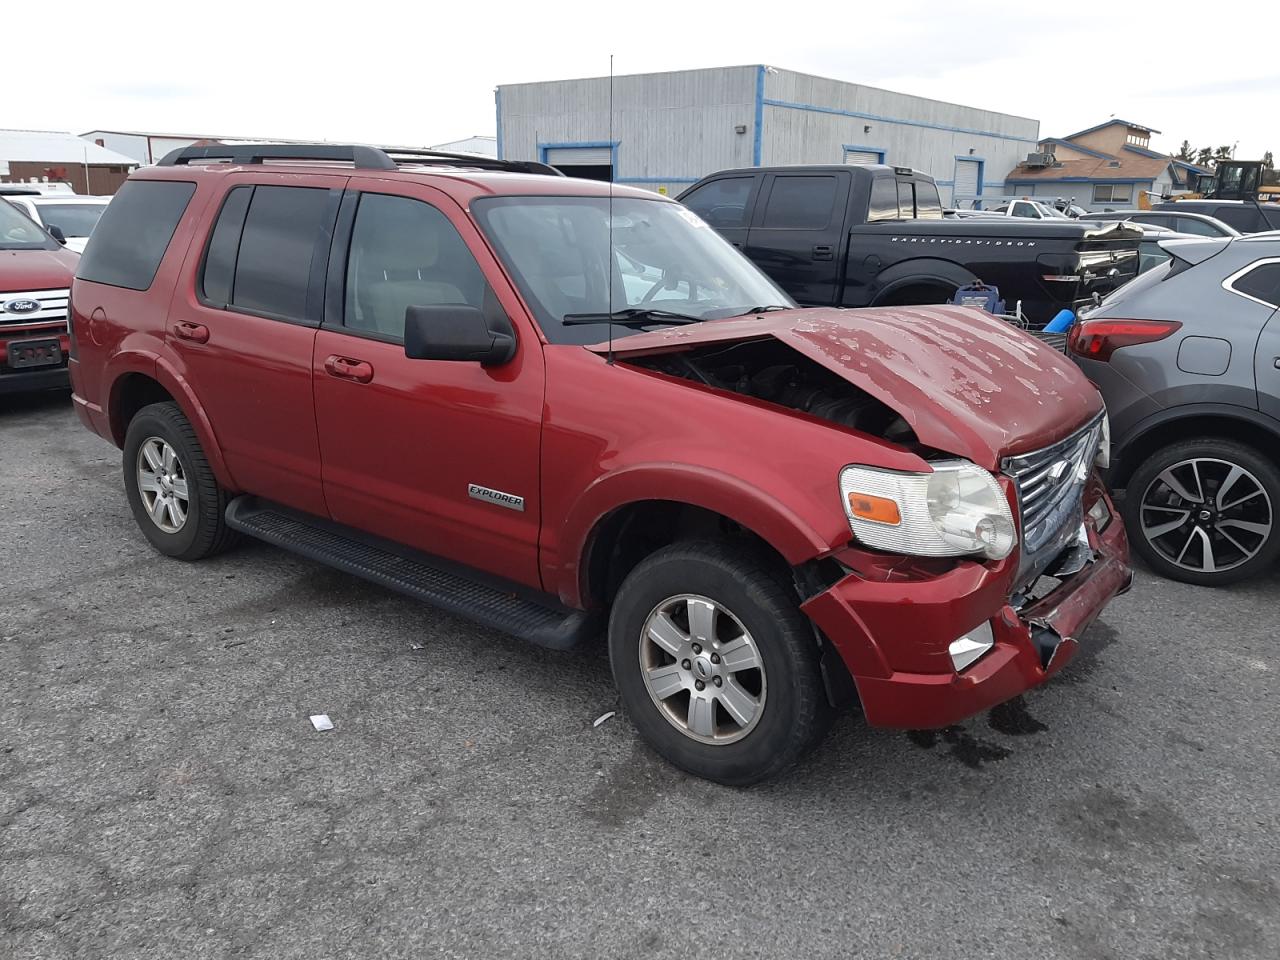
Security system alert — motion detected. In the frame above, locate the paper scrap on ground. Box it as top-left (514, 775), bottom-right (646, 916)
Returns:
top-left (310, 714), bottom-right (334, 732)
top-left (593, 711), bottom-right (615, 728)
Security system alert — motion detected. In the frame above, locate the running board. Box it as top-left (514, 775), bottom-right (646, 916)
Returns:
top-left (224, 497), bottom-right (599, 650)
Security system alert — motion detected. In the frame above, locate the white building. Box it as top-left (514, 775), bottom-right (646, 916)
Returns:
top-left (497, 65), bottom-right (1040, 202)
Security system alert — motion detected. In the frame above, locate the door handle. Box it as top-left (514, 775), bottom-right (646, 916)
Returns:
top-left (812, 244), bottom-right (834, 261)
top-left (1274, 357), bottom-right (1280, 369)
top-left (730, 241), bottom-right (744, 249)
top-left (324, 355), bottom-right (374, 383)
top-left (172, 321), bottom-right (210, 344)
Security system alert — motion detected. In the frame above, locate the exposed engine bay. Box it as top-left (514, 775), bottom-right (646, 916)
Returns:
top-left (625, 338), bottom-right (917, 443)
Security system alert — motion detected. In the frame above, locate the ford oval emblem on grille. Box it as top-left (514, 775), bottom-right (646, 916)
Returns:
top-left (2, 298), bottom-right (41, 315)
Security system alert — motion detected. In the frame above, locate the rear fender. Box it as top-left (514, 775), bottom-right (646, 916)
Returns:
top-left (871, 258), bottom-right (978, 304)
top-left (105, 354), bottom-right (238, 491)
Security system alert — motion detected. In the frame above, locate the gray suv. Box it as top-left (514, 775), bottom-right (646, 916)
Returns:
top-left (1069, 234), bottom-right (1280, 585)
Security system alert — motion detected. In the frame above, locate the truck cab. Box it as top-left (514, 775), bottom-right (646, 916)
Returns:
top-left (680, 165), bottom-right (1141, 326)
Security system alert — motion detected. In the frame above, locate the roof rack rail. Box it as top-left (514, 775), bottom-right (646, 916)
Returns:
top-left (156, 143), bottom-right (565, 177)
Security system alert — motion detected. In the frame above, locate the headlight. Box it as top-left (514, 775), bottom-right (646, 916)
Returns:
top-left (839, 461), bottom-right (1017, 561)
top-left (1095, 408), bottom-right (1111, 469)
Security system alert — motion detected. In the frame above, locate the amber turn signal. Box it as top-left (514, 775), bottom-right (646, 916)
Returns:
top-left (846, 491), bottom-right (901, 525)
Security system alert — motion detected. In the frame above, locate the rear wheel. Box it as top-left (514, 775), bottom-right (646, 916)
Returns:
top-left (1122, 438), bottom-right (1280, 586)
top-left (122, 401), bottom-right (238, 560)
top-left (608, 540), bottom-right (829, 785)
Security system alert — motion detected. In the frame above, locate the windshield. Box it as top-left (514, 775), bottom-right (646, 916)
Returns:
top-left (0, 199), bottom-right (58, 251)
top-left (35, 202), bottom-right (107, 238)
top-left (472, 195), bottom-right (792, 345)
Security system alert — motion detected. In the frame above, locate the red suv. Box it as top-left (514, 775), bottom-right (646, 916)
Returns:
top-left (70, 144), bottom-right (1131, 784)
top-left (1, 197), bottom-right (78, 394)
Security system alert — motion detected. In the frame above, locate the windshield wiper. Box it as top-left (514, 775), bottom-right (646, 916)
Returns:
top-left (562, 308), bottom-right (703, 327)
top-left (734, 305), bottom-right (789, 315)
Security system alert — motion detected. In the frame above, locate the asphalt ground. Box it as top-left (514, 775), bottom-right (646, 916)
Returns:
top-left (2, 390), bottom-right (1277, 960)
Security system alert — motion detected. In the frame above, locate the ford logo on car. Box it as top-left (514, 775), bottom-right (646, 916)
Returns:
top-left (2, 298), bottom-right (41, 315)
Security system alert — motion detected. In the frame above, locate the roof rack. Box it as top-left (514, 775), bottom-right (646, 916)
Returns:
top-left (156, 143), bottom-right (564, 177)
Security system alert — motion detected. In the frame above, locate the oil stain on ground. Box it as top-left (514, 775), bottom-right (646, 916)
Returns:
top-left (906, 726), bottom-right (1011, 768)
top-left (987, 696), bottom-right (1048, 735)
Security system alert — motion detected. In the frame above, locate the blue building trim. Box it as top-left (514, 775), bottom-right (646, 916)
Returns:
top-left (1040, 138), bottom-right (1114, 161)
top-left (615, 177), bottom-right (699, 184)
top-left (538, 140), bottom-right (620, 171)
top-left (1063, 119), bottom-right (1159, 140)
top-left (761, 97), bottom-right (1039, 143)
top-left (753, 65), bottom-right (765, 167)
top-left (1006, 177), bottom-right (1155, 185)
top-left (842, 144), bottom-right (886, 163)
top-left (494, 89), bottom-right (503, 160)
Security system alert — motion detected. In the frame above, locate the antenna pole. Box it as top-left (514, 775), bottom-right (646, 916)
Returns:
top-left (607, 54), bottom-right (615, 365)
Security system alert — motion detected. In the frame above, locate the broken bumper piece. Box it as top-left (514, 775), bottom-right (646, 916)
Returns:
top-left (800, 482), bottom-right (1131, 729)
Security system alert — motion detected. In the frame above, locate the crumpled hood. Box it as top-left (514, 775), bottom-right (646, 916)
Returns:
top-left (591, 305), bottom-right (1103, 468)
top-left (0, 247), bottom-right (79, 292)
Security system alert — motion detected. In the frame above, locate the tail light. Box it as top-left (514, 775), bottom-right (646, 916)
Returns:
top-left (1067, 318), bottom-right (1181, 362)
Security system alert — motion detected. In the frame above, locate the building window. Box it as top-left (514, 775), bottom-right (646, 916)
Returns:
top-left (1093, 183), bottom-right (1132, 204)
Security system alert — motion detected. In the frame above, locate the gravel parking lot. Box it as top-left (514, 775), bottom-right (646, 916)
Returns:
top-left (2, 390), bottom-right (1278, 960)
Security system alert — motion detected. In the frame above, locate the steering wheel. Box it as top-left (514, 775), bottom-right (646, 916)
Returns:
top-left (640, 271), bottom-right (710, 306)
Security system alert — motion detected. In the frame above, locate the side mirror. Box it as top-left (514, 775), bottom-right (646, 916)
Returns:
top-left (47, 224), bottom-right (67, 244)
top-left (403, 304), bottom-right (516, 365)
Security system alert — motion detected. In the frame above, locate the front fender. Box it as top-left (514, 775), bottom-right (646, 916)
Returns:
top-left (552, 460), bottom-right (843, 608)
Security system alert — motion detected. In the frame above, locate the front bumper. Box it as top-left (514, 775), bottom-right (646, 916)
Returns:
top-left (801, 479), bottom-right (1130, 729)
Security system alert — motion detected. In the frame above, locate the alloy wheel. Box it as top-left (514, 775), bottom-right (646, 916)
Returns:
top-left (136, 437), bottom-right (190, 534)
top-left (1139, 457), bottom-right (1273, 574)
top-left (638, 593), bottom-right (767, 745)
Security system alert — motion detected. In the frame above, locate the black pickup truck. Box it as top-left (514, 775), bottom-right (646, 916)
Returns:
top-left (678, 165), bottom-right (1141, 325)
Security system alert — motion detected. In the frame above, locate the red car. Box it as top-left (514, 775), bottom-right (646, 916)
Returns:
top-left (69, 145), bottom-right (1130, 784)
top-left (0, 198), bottom-right (77, 394)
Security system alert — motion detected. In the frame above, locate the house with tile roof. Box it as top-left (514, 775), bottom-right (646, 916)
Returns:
top-left (1002, 119), bottom-right (1211, 211)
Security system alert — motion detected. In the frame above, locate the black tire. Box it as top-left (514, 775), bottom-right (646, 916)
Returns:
top-left (608, 539), bottom-right (829, 786)
top-left (1122, 437), bottom-right (1280, 586)
top-left (122, 401), bottom-right (238, 561)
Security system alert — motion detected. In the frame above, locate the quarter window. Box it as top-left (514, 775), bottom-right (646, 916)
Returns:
top-left (761, 176), bottom-right (836, 229)
top-left (867, 178), bottom-right (899, 222)
top-left (76, 180), bottom-right (195, 290)
top-left (1230, 262), bottom-right (1280, 307)
top-left (344, 193), bottom-right (487, 340)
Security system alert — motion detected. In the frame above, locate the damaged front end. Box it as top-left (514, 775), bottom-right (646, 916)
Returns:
top-left (800, 472), bottom-right (1131, 730)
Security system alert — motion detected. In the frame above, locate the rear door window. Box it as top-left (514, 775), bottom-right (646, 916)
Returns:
top-left (1174, 216), bottom-right (1221, 237)
top-left (76, 180), bottom-right (196, 290)
top-left (230, 185), bottom-right (335, 322)
top-left (761, 176), bottom-right (837, 229)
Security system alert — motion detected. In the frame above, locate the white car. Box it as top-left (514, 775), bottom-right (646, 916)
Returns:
top-left (5, 195), bottom-right (110, 253)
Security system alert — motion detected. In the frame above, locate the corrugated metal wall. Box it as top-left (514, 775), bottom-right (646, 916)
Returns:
top-left (499, 66), bottom-right (758, 196)
top-left (498, 65), bottom-right (1040, 202)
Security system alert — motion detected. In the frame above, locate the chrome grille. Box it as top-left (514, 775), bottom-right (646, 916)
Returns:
top-left (0, 288), bottom-right (69, 329)
top-left (1004, 415), bottom-right (1104, 554)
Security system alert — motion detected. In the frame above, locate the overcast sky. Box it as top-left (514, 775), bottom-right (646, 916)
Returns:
top-left (15, 0), bottom-right (1277, 161)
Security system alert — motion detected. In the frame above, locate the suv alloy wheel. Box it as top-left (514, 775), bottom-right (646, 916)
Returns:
top-left (608, 540), bottom-right (829, 785)
top-left (122, 402), bottom-right (239, 561)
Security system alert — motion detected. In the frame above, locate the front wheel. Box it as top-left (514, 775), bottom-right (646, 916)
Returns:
top-left (1122, 438), bottom-right (1280, 586)
top-left (608, 540), bottom-right (829, 785)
